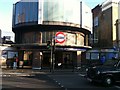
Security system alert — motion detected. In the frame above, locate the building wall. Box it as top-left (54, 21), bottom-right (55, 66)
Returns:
top-left (22, 32), bottom-right (42, 44)
top-left (19, 30), bottom-right (85, 46)
top-left (99, 7), bottom-right (113, 47)
top-left (13, 0), bottom-right (92, 32)
top-left (112, 2), bottom-right (118, 47)
top-left (115, 2), bottom-right (120, 57)
top-left (116, 1), bottom-right (120, 48)
top-left (0, 45), bottom-right (17, 68)
top-left (43, 0), bottom-right (80, 25)
top-left (0, 30), bottom-right (1, 44)
top-left (12, 0), bottom-right (92, 68)
top-left (14, 1), bottom-right (38, 25)
top-left (13, 0), bottom-right (92, 46)
top-left (92, 5), bottom-right (101, 47)
top-left (92, 0), bottom-right (119, 48)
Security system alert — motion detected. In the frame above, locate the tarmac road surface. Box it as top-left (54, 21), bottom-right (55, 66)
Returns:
top-left (1, 72), bottom-right (64, 90)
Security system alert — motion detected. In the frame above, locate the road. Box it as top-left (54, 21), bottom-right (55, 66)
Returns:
top-left (1, 69), bottom-right (120, 90)
top-left (1, 72), bottom-right (64, 90)
top-left (47, 71), bottom-right (120, 90)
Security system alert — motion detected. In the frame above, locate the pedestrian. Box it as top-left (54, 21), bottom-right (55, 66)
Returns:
top-left (10, 59), bottom-right (13, 69)
top-left (6, 59), bottom-right (10, 68)
top-left (16, 56), bottom-right (19, 68)
top-left (13, 54), bottom-right (17, 69)
top-left (100, 56), bottom-right (105, 64)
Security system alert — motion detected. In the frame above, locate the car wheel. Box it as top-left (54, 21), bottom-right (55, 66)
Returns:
top-left (103, 77), bottom-right (113, 86)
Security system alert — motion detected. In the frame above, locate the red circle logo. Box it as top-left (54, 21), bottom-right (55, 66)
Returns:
top-left (55, 32), bottom-right (65, 44)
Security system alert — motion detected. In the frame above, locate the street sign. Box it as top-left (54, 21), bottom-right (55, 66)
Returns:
top-left (55, 32), bottom-right (65, 44)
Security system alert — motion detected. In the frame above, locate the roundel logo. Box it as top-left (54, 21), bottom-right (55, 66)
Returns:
top-left (55, 32), bottom-right (65, 44)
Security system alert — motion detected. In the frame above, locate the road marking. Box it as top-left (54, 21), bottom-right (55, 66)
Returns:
top-left (78, 74), bottom-right (85, 77)
top-left (58, 83), bottom-right (61, 85)
top-left (1, 74), bottom-right (35, 77)
top-left (114, 85), bottom-right (120, 89)
top-left (2, 74), bottom-right (11, 77)
top-left (65, 88), bottom-right (67, 90)
top-left (61, 85), bottom-right (64, 87)
top-left (51, 77), bottom-right (65, 89)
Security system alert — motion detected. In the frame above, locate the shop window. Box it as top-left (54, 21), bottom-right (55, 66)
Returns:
top-left (91, 53), bottom-right (99, 60)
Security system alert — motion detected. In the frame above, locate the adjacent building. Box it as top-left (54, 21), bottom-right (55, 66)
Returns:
top-left (115, 1), bottom-right (120, 57)
top-left (85, 0), bottom-right (119, 65)
top-left (0, 45), bottom-right (18, 68)
top-left (92, 0), bottom-right (119, 48)
top-left (12, 0), bottom-right (92, 69)
top-left (0, 30), bottom-right (17, 68)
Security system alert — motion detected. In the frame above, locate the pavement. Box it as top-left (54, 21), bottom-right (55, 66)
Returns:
top-left (1, 66), bottom-right (87, 75)
top-left (1, 69), bottom-right (87, 80)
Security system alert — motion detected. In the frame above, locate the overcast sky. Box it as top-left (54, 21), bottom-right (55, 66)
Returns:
top-left (0, 0), bottom-right (105, 41)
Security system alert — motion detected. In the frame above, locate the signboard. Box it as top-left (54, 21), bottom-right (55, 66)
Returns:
top-left (55, 32), bottom-right (65, 44)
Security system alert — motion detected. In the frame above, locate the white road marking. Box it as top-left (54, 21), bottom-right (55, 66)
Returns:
top-left (78, 74), bottom-right (85, 77)
top-left (114, 85), bottom-right (120, 89)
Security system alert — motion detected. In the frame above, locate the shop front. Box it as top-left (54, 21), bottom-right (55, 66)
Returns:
top-left (15, 45), bottom-right (90, 69)
top-left (83, 49), bottom-right (119, 66)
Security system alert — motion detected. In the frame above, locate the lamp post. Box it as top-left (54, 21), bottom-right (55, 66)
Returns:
top-left (50, 37), bottom-right (55, 73)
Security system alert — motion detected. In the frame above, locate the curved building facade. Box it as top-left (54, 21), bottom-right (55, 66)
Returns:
top-left (12, 0), bottom-right (92, 69)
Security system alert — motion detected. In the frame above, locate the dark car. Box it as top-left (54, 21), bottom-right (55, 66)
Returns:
top-left (86, 59), bottom-right (120, 86)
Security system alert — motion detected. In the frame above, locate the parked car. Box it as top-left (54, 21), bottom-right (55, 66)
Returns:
top-left (86, 59), bottom-right (120, 86)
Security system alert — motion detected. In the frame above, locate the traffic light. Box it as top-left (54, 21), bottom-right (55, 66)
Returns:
top-left (47, 40), bottom-right (51, 49)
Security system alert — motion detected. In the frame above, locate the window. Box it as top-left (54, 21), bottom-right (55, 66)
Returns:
top-left (94, 17), bottom-right (98, 26)
top-left (91, 53), bottom-right (99, 60)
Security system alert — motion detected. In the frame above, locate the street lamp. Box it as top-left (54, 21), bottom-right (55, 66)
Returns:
top-left (50, 37), bottom-right (55, 73)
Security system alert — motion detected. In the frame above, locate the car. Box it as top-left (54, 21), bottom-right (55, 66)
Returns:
top-left (86, 59), bottom-right (120, 86)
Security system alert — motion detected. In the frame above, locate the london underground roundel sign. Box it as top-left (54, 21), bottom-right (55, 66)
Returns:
top-left (55, 32), bottom-right (65, 44)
